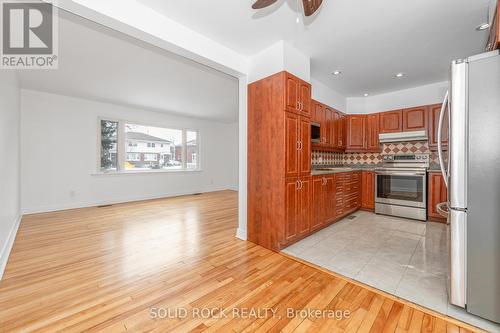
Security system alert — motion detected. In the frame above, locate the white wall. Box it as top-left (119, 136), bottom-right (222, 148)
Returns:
top-left (311, 78), bottom-right (347, 112)
top-left (0, 71), bottom-right (21, 279)
top-left (21, 89), bottom-right (238, 214)
top-left (248, 41), bottom-right (310, 83)
top-left (347, 81), bottom-right (448, 114)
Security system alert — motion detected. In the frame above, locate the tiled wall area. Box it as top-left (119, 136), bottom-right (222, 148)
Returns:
top-left (312, 141), bottom-right (442, 166)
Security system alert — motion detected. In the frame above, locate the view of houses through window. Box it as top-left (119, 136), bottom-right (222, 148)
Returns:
top-left (100, 119), bottom-right (199, 172)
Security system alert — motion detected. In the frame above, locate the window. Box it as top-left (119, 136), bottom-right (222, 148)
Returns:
top-left (144, 153), bottom-right (157, 162)
top-left (99, 119), bottom-right (199, 172)
top-left (186, 130), bottom-right (199, 170)
top-left (127, 153), bottom-right (140, 161)
top-left (100, 120), bottom-right (118, 171)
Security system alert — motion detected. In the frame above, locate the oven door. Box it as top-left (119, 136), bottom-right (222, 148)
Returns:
top-left (375, 171), bottom-right (427, 208)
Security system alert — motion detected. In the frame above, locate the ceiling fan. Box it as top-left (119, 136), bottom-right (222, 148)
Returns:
top-left (252, 0), bottom-right (323, 17)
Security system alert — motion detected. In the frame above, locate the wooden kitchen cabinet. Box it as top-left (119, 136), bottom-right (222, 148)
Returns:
top-left (428, 172), bottom-right (448, 223)
top-left (311, 175), bottom-right (335, 231)
top-left (403, 106), bottom-right (428, 132)
top-left (248, 72), bottom-right (312, 251)
top-left (428, 103), bottom-right (448, 151)
top-left (285, 72), bottom-right (311, 117)
top-left (366, 113), bottom-right (380, 152)
top-left (379, 110), bottom-right (403, 133)
top-left (285, 177), bottom-right (312, 242)
top-left (312, 100), bottom-right (346, 151)
top-left (346, 115), bottom-right (366, 151)
top-left (346, 114), bottom-right (380, 153)
top-left (325, 107), bottom-right (335, 146)
top-left (285, 112), bottom-right (310, 178)
top-left (361, 171), bottom-right (375, 210)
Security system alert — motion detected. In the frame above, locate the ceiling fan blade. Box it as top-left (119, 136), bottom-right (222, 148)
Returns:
top-left (302, 0), bottom-right (323, 16)
top-left (252, 0), bottom-right (279, 9)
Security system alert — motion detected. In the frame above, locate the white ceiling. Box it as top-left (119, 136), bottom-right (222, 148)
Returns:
top-left (137, 0), bottom-right (492, 96)
top-left (18, 11), bottom-right (239, 123)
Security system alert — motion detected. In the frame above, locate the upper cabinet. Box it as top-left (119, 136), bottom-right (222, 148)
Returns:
top-left (346, 115), bottom-right (366, 151)
top-left (366, 113), bottom-right (380, 151)
top-left (428, 103), bottom-right (448, 151)
top-left (312, 100), bottom-right (346, 151)
top-left (403, 106), bottom-right (428, 132)
top-left (285, 72), bottom-right (311, 118)
top-left (379, 110), bottom-right (403, 133)
top-left (346, 114), bottom-right (380, 153)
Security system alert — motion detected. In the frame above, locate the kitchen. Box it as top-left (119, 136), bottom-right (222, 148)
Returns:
top-left (247, 52), bottom-right (500, 332)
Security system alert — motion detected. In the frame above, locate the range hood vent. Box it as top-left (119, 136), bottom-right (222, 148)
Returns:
top-left (379, 130), bottom-right (428, 143)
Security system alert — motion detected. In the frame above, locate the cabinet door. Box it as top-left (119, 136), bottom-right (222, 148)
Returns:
top-left (285, 112), bottom-right (300, 178)
top-left (299, 82), bottom-right (312, 117)
top-left (403, 106), bottom-right (428, 131)
top-left (366, 113), bottom-right (380, 152)
top-left (428, 173), bottom-right (448, 222)
top-left (285, 74), bottom-right (299, 114)
top-left (298, 177), bottom-right (312, 236)
top-left (285, 178), bottom-right (299, 242)
top-left (325, 108), bottom-right (334, 146)
top-left (311, 177), bottom-right (325, 230)
top-left (379, 110), bottom-right (403, 133)
top-left (299, 117), bottom-right (311, 176)
top-left (313, 102), bottom-right (326, 144)
top-left (338, 114), bottom-right (347, 148)
top-left (332, 111), bottom-right (340, 148)
top-left (361, 171), bottom-right (375, 210)
top-left (428, 104), bottom-right (449, 151)
top-left (346, 115), bottom-right (367, 151)
top-left (324, 176), bottom-right (336, 223)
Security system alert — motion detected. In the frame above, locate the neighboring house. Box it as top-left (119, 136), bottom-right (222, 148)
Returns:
top-left (126, 132), bottom-right (175, 168)
top-left (175, 139), bottom-right (198, 165)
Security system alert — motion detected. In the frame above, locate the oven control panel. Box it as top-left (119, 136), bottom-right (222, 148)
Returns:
top-left (381, 154), bottom-right (430, 168)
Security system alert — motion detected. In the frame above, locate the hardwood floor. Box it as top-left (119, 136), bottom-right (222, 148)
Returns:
top-left (0, 191), bottom-right (481, 332)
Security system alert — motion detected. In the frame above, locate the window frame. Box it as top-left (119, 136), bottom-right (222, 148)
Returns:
top-left (97, 117), bottom-right (201, 174)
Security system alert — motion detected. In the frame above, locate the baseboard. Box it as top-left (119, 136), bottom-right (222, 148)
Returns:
top-left (0, 214), bottom-right (22, 280)
top-left (22, 186), bottom-right (236, 215)
top-left (226, 185), bottom-right (239, 191)
top-left (236, 227), bottom-right (247, 241)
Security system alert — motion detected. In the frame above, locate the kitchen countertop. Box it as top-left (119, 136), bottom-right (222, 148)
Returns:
top-left (311, 163), bottom-right (444, 175)
top-left (311, 164), bottom-right (378, 176)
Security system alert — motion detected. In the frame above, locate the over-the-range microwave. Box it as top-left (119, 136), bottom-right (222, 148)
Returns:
top-left (311, 122), bottom-right (321, 143)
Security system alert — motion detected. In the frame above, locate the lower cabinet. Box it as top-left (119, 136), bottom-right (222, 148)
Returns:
top-left (283, 172), bottom-right (362, 248)
top-left (311, 175), bottom-right (335, 231)
top-left (428, 172), bottom-right (447, 223)
top-left (361, 171), bottom-right (375, 210)
top-left (284, 176), bottom-right (312, 243)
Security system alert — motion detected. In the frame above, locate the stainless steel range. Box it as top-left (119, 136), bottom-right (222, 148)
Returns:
top-left (375, 154), bottom-right (429, 221)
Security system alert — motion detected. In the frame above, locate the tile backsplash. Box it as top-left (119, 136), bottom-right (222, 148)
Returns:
top-left (312, 141), bottom-right (442, 166)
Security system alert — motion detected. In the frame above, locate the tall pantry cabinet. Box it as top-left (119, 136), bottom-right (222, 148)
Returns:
top-left (248, 71), bottom-right (312, 251)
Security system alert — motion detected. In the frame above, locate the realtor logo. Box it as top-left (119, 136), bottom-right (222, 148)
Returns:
top-left (1, 1), bottom-right (58, 69)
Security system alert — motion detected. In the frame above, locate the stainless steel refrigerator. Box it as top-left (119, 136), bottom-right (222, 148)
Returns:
top-left (437, 50), bottom-right (500, 323)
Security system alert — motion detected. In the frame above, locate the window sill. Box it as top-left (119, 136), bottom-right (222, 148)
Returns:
top-left (92, 169), bottom-right (203, 176)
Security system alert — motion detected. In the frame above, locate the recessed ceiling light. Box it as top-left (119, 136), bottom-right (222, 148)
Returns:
top-left (364, 93), bottom-right (369, 97)
top-left (332, 70), bottom-right (342, 76)
top-left (476, 23), bottom-right (490, 31)
top-left (395, 72), bottom-right (406, 78)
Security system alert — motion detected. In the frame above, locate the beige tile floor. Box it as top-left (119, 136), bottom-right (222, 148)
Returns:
top-left (282, 211), bottom-right (500, 332)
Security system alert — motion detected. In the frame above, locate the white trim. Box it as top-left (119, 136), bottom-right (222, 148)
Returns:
top-left (22, 187), bottom-right (235, 215)
top-left (0, 214), bottom-right (22, 281)
top-left (236, 227), bottom-right (247, 241)
top-left (92, 169), bottom-right (203, 176)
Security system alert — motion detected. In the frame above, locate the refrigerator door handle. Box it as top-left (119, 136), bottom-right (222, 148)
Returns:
top-left (438, 90), bottom-right (449, 188)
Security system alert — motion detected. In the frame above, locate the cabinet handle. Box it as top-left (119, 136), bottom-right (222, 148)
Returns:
top-left (299, 141), bottom-right (303, 150)
top-left (300, 180), bottom-right (303, 189)
top-left (296, 180), bottom-right (300, 190)
top-left (296, 101), bottom-right (300, 110)
top-left (296, 141), bottom-right (300, 151)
